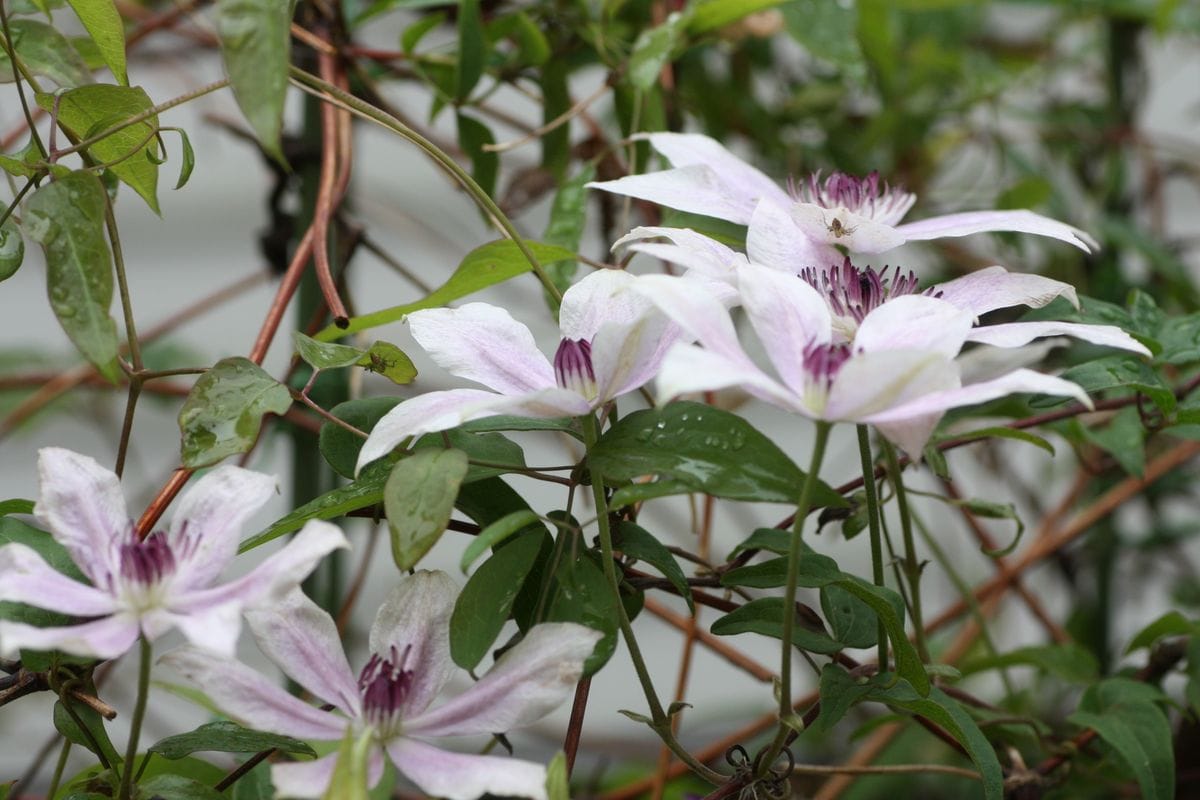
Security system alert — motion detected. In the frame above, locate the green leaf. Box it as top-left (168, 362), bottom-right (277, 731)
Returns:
top-left (293, 331), bottom-right (367, 371)
top-left (544, 551), bottom-right (618, 675)
top-left (1124, 611), bottom-right (1200, 654)
top-left (399, 11), bottom-right (446, 53)
top-left (0, 499), bottom-right (34, 515)
top-left (24, 170), bottom-right (120, 381)
top-left (615, 521), bottom-right (692, 612)
top-left (0, 19), bottom-right (92, 87)
top-left (628, 10), bottom-right (689, 91)
top-left (170, 127), bottom-right (196, 189)
top-left (538, 64), bottom-right (569, 179)
top-left (813, 664), bottom-right (876, 734)
top-left (590, 402), bottom-right (845, 507)
top-left (1071, 682), bottom-right (1174, 800)
top-left (456, 112), bottom-right (497, 201)
top-left (149, 721), bottom-right (315, 760)
top-left (540, 163), bottom-right (595, 300)
top-left (241, 462), bottom-right (386, 553)
top-left (177, 356), bottom-right (293, 468)
top-left (63, 0), bottom-right (124, 83)
top-left (356, 341), bottom-right (417, 385)
top-left (820, 583), bottom-right (878, 649)
top-left (454, 0), bottom-right (485, 101)
top-left (0, 218), bottom-right (23, 282)
top-left (932, 425), bottom-right (1054, 454)
top-left (727, 527), bottom-right (790, 558)
top-left (960, 643), bottom-right (1099, 684)
top-left (710, 597), bottom-right (843, 655)
top-left (37, 84), bottom-right (160, 212)
top-left (1050, 356), bottom-right (1174, 414)
top-left (384, 448), bottom-right (469, 570)
top-left (54, 694), bottom-right (121, 767)
top-left (317, 239), bottom-right (577, 340)
top-left (1079, 406), bottom-right (1146, 477)
top-left (460, 510), bottom-right (540, 573)
top-left (137, 774), bottom-right (226, 800)
top-left (450, 531), bottom-right (545, 669)
top-left (216, 0), bottom-right (292, 162)
top-left (491, 11), bottom-right (550, 67)
top-left (951, 498), bottom-right (1025, 557)
top-left (691, 0), bottom-right (787, 34)
top-left (318, 397), bottom-right (398, 478)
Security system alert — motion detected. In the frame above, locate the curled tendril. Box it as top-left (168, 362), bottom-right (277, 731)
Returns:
top-left (721, 746), bottom-right (794, 800)
top-left (726, 745), bottom-right (752, 772)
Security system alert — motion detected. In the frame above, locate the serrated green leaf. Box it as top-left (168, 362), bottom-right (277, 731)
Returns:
top-left (317, 239), bottom-right (577, 340)
top-left (460, 510), bottom-right (540, 573)
top-left (293, 331), bottom-right (367, 371)
top-left (0, 19), bottom-right (92, 87)
top-left (384, 448), bottom-right (469, 570)
top-left (450, 531), bottom-right (544, 669)
top-left (356, 341), bottom-right (416, 385)
top-left (37, 84), bottom-right (160, 212)
top-left (0, 218), bottom-right (24, 282)
top-left (615, 521), bottom-right (692, 612)
top-left (24, 170), bottom-right (121, 381)
top-left (149, 721), bottom-right (316, 760)
top-left (216, 0), bottom-right (292, 162)
top-left (178, 356), bottom-right (293, 468)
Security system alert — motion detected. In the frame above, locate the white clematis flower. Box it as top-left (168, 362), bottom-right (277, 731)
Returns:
top-left (355, 268), bottom-right (673, 474)
top-left (161, 571), bottom-right (601, 800)
top-left (0, 448), bottom-right (348, 660)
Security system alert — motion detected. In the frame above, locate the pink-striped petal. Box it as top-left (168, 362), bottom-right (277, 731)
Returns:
top-left (388, 738), bottom-right (548, 800)
top-left (167, 465), bottom-right (277, 592)
top-left (34, 448), bottom-right (128, 583)
top-left (615, 226), bottom-right (748, 281)
top-left (159, 646), bottom-right (349, 740)
top-left (932, 266), bottom-right (1079, 316)
top-left (587, 165), bottom-right (760, 224)
top-left (965, 321), bottom-right (1152, 355)
top-left (895, 210), bottom-right (1097, 252)
top-left (405, 622), bottom-right (600, 739)
top-left (655, 343), bottom-right (803, 413)
top-left (746, 200), bottom-right (841, 273)
top-left (591, 308), bottom-right (676, 401)
top-left (559, 268), bottom-right (648, 341)
top-left (638, 132), bottom-right (791, 211)
top-left (0, 543), bottom-right (117, 616)
top-left (367, 571), bottom-right (458, 718)
top-left (789, 204), bottom-right (907, 253)
top-left (408, 305), bottom-right (554, 395)
top-left (167, 602), bottom-right (241, 656)
top-left (825, 350), bottom-right (959, 422)
top-left (853, 295), bottom-right (975, 359)
top-left (272, 750), bottom-right (386, 800)
top-left (630, 274), bottom-right (745, 359)
top-left (0, 614), bottom-right (139, 660)
top-left (246, 589), bottom-right (362, 717)
top-left (737, 262), bottom-right (832, 395)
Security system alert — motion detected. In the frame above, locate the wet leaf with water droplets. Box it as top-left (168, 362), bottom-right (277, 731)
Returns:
top-left (178, 357), bottom-right (293, 467)
top-left (24, 170), bottom-right (121, 382)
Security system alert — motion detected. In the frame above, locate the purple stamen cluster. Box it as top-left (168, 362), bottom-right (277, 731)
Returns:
top-left (553, 338), bottom-right (596, 394)
top-left (118, 532), bottom-right (177, 586)
top-left (800, 258), bottom-right (939, 323)
top-left (788, 171), bottom-right (916, 225)
top-left (359, 645), bottom-right (415, 725)
top-left (802, 342), bottom-right (852, 389)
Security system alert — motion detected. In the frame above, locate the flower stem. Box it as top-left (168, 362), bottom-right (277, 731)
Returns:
top-left (580, 414), bottom-right (724, 786)
top-left (882, 442), bottom-right (930, 663)
top-left (46, 739), bottom-right (71, 800)
top-left (855, 425), bottom-right (889, 673)
top-left (119, 636), bottom-right (152, 800)
top-left (760, 421), bottom-right (831, 774)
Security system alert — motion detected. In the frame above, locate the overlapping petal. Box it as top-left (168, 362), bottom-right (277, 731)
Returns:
top-left (409, 305), bottom-right (555, 395)
top-left (0, 614), bottom-right (139, 660)
top-left (736, 263), bottom-right (832, 394)
top-left (932, 266), bottom-right (1079, 316)
top-left (33, 448), bottom-right (127, 583)
top-left (0, 544), bottom-right (117, 616)
top-left (965, 321), bottom-right (1151, 354)
top-left (387, 739), bottom-right (549, 800)
top-left (746, 200), bottom-right (841, 274)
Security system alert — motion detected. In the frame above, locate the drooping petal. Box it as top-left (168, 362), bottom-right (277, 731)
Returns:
top-left (356, 388), bottom-right (593, 475)
top-left (173, 520), bottom-right (348, 613)
top-left (0, 543), bottom-right (118, 616)
top-left (159, 646), bottom-right (349, 740)
top-left (387, 738), bottom-right (548, 800)
top-left (34, 448), bottom-right (128, 584)
top-left (932, 265), bottom-right (1079, 316)
top-left (167, 465), bottom-right (277, 592)
top-left (405, 622), bottom-right (600, 738)
top-left (894, 210), bottom-right (1098, 252)
top-left (654, 343), bottom-right (804, 413)
top-left (587, 165), bottom-right (760, 224)
top-left (591, 308), bottom-right (677, 402)
top-left (245, 589), bottom-right (362, 717)
top-left (853, 295), bottom-right (976, 359)
top-left (615, 226), bottom-right (748, 282)
top-left (825, 350), bottom-right (960, 422)
top-left (788, 204), bottom-right (907, 253)
top-left (272, 750), bottom-right (386, 800)
top-left (746, 200), bottom-right (841, 273)
top-left (965, 321), bottom-right (1152, 355)
top-left (367, 570), bottom-right (458, 719)
top-left (630, 274), bottom-right (746, 360)
top-left (165, 601), bottom-right (242, 656)
top-left (737, 262), bottom-right (833, 395)
top-left (559, 268), bottom-right (649, 341)
top-left (637, 132), bottom-right (789, 210)
top-left (408, 305), bottom-right (555, 395)
top-left (0, 614), bottom-right (139, 660)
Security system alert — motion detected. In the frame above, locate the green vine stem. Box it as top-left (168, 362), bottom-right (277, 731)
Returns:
top-left (118, 637), bottom-right (152, 800)
top-left (581, 413), bottom-right (724, 786)
top-left (882, 441), bottom-right (930, 663)
top-left (855, 425), bottom-right (889, 673)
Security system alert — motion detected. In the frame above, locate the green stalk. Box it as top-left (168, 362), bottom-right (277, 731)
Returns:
top-left (855, 425), bottom-right (888, 673)
top-left (882, 441), bottom-right (929, 663)
top-left (580, 414), bottom-right (723, 785)
top-left (118, 637), bottom-right (152, 800)
top-left (45, 739), bottom-right (71, 800)
top-left (760, 421), bottom-right (831, 773)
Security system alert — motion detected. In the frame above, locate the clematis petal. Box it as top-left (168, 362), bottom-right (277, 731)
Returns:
top-left (746, 200), bottom-right (841, 273)
top-left (789, 204), bottom-right (907, 254)
top-left (965, 321), bottom-right (1152, 355)
top-left (34, 448), bottom-right (129, 583)
top-left (630, 274), bottom-right (746, 359)
top-left (272, 750), bottom-right (386, 800)
top-left (160, 646), bottom-right (348, 740)
top-left (894, 210), bottom-right (1097, 252)
top-left (368, 570), bottom-right (458, 718)
top-left (616, 226), bottom-right (748, 282)
top-left (246, 588), bottom-right (361, 717)
top-left (356, 388), bottom-right (593, 475)
top-left (405, 622), bottom-right (601, 738)
top-left (0, 614), bottom-right (138, 660)
top-left (591, 308), bottom-right (677, 402)
top-left (167, 465), bottom-right (277, 592)
top-left (932, 266), bottom-right (1079, 316)
top-left (166, 601), bottom-right (241, 656)
top-left (174, 520), bottom-right (348, 613)
top-left (387, 738), bottom-right (548, 800)
top-left (825, 350), bottom-right (959, 422)
top-left (587, 165), bottom-right (760, 224)
top-left (0, 543), bottom-right (117, 616)
top-left (737, 263), bottom-right (833, 395)
top-left (559, 269), bottom-right (649, 341)
top-left (409, 305), bottom-right (554, 395)
top-left (655, 343), bottom-right (804, 413)
top-left (853, 296), bottom-right (975, 359)
top-left (637, 132), bottom-right (789, 209)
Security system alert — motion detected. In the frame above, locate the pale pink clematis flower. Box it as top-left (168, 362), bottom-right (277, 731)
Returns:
top-left (0, 448), bottom-right (348, 660)
top-left (162, 571), bottom-right (601, 800)
top-left (588, 132), bottom-right (1095, 258)
top-left (355, 268), bottom-right (673, 473)
top-left (631, 264), bottom-right (1102, 456)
